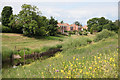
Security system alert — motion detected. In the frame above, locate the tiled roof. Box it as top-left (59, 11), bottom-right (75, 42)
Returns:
top-left (57, 23), bottom-right (81, 27)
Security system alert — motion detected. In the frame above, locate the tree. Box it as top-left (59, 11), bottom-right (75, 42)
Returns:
top-left (87, 18), bottom-right (99, 31)
top-left (103, 22), bottom-right (119, 33)
top-left (47, 16), bottom-right (58, 36)
top-left (87, 17), bottom-right (118, 33)
top-left (18, 4), bottom-right (42, 36)
top-left (74, 21), bottom-right (82, 26)
top-left (1, 6), bottom-right (13, 26)
top-left (8, 14), bottom-right (23, 33)
top-left (60, 21), bottom-right (64, 24)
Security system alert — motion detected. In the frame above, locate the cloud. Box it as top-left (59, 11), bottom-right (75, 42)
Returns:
top-left (38, 3), bottom-right (117, 25)
top-left (0, 2), bottom-right (118, 25)
top-left (1, 0), bottom-right (119, 2)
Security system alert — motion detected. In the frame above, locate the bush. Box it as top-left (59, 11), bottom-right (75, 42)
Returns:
top-left (79, 31), bottom-right (82, 35)
top-left (64, 30), bottom-right (67, 32)
top-left (94, 29), bottom-right (116, 42)
top-left (83, 31), bottom-right (88, 35)
top-left (63, 37), bottom-right (91, 50)
top-left (59, 39), bottom-right (63, 41)
top-left (57, 32), bottom-right (62, 34)
top-left (56, 44), bottom-right (62, 48)
top-left (87, 38), bottom-right (92, 43)
top-left (2, 26), bottom-right (12, 33)
top-left (68, 31), bottom-right (74, 35)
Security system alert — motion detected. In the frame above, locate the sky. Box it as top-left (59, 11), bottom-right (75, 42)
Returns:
top-left (0, 0), bottom-right (119, 25)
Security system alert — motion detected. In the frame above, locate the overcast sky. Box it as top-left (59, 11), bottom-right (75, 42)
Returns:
top-left (0, 0), bottom-right (119, 25)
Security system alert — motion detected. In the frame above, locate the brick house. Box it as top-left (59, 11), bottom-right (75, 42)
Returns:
top-left (57, 23), bottom-right (87, 33)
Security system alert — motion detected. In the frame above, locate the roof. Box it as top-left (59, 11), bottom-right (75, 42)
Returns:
top-left (57, 23), bottom-right (81, 27)
top-left (82, 25), bottom-right (88, 29)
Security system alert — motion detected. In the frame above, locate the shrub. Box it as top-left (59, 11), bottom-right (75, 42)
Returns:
top-left (57, 32), bottom-right (62, 34)
top-left (94, 29), bottom-right (116, 42)
top-left (83, 31), bottom-right (88, 35)
top-left (87, 38), bottom-right (92, 43)
top-left (2, 26), bottom-right (12, 33)
top-left (68, 31), bottom-right (74, 35)
top-left (33, 49), bottom-right (41, 53)
top-left (56, 44), bottom-right (62, 48)
top-left (79, 31), bottom-right (82, 35)
top-left (59, 39), bottom-right (63, 41)
top-left (64, 30), bottom-right (67, 32)
top-left (63, 37), bottom-right (91, 50)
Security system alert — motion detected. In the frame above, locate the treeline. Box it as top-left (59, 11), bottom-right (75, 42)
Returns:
top-left (1, 4), bottom-right (58, 36)
top-left (87, 17), bottom-right (119, 34)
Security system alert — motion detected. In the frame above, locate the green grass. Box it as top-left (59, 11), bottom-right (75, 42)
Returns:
top-left (2, 33), bottom-right (118, 78)
top-left (2, 33), bottom-right (66, 50)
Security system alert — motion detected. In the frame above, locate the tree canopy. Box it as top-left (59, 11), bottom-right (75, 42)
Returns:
top-left (74, 21), bottom-right (82, 26)
top-left (87, 17), bottom-right (119, 33)
top-left (1, 6), bottom-right (13, 26)
top-left (3, 4), bottom-right (58, 36)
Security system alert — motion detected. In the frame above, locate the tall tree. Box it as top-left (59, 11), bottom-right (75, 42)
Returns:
top-left (18, 4), bottom-right (41, 35)
top-left (48, 16), bottom-right (58, 36)
top-left (1, 6), bottom-right (13, 26)
top-left (60, 20), bottom-right (64, 24)
top-left (74, 21), bottom-right (82, 26)
top-left (87, 17), bottom-right (119, 33)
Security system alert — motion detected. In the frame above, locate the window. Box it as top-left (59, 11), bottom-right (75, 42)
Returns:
top-left (70, 27), bottom-right (73, 30)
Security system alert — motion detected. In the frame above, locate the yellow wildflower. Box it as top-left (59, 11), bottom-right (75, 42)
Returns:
top-left (76, 58), bottom-right (78, 60)
top-left (73, 57), bottom-right (75, 59)
top-left (61, 70), bottom-right (64, 73)
top-left (98, 57), bottom-right (100, 59)
top-left (89, 67), bottom-right (92, 69)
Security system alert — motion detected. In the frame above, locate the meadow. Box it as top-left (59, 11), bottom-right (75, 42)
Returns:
top-left (2, 30), bottom-right (118, 78)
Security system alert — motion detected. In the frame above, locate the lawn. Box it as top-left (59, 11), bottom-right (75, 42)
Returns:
top-left (2, 32), bottom-right (118, 78)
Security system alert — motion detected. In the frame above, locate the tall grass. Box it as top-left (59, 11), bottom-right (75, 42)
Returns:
top-left (2, 46), bottom-right (13, 61)
top-left (62, 37), bottom-right (92, 50)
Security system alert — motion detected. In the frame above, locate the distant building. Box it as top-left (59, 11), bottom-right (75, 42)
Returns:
top-left (82, 25), bottom-right (88, 30)
top-left (57, 23), bottom-right (88, 33)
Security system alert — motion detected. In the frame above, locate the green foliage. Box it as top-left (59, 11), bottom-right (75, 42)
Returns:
top-left (5, 4), bottom-right (58, 36)
top-left (94, 29), bottom-right (116, 42)
top-left (86, 38), bottom-right (92, 43)
top-left (63, 37), bottom-right (91, 50)
top-left (0, 25), bottom-right (1, 32)
top-left (83, 30), bottom-right (88, 35)
top-left (2, 46), bottom-right (13, 61)
top-left (103, 22), bottom-right (119, 33)
top-left (1, 6), bottom-right (13, 26)
top-left (74, 21), bottom-right (82, 26)
top-left (68, 31), bottom-right (74, 35)
top-left (56, 44), bottom-right (62, 48)
top-left (87, 17), bottom-right (118, 33)
top-left (60, 21), bottom-right (64, 24)
top-left (79, 31), bottom-right (82, 35)
top-left (90, 27), bottom-right (93, 34)
top-left (47, 16), bottom-right (58, 36)
top-left (2, 26), bottom-right (12, 33)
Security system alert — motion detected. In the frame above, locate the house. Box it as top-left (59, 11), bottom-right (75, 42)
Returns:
top-left (82, 25), bottom-right (88, 30)
top-left (57, 23), bottom-right (82, 33)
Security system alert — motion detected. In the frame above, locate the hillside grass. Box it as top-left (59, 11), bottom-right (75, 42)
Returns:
top-left (2, 33), bottom-right (118, 78)
top-left (2, 33), bottom-right (66, 50)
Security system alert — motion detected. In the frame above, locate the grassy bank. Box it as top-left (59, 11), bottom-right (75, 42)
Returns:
top-left (2, 32), bottom-right (118, 78)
